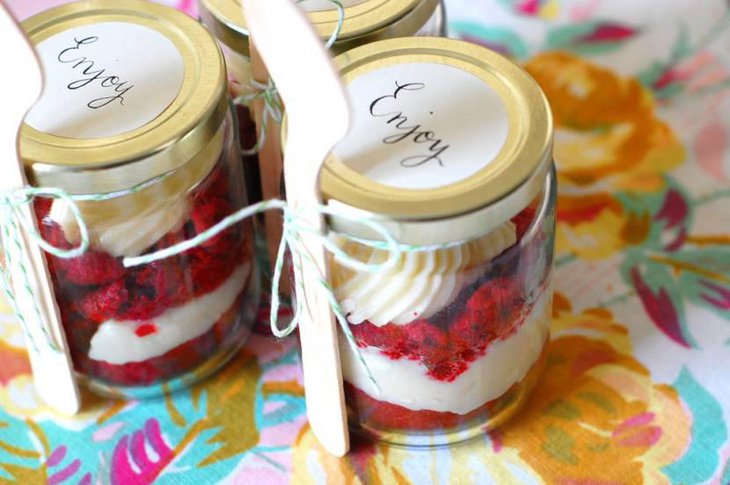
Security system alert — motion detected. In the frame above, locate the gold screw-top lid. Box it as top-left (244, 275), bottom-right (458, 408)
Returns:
top-left (20, 0), bottom-right (229, 195)
top-left (199, 0), bottom-right (440, 56)
top-left (320, 37), bottom-right (553, 245)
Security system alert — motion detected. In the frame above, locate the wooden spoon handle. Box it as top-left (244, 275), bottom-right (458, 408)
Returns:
top-left (0, 4), bottom-right (81, 415)
top-left (294, 221), bottom-right (349, 456)
top-left (286, 134), bottom-right (349, 457)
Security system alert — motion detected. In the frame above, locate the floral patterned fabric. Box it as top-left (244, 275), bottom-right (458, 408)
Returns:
top-left (2, 0), bottom-right (729, 483)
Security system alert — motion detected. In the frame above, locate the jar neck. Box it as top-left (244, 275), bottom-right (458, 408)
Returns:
top-left (326, 163), bottom-right (555, 248)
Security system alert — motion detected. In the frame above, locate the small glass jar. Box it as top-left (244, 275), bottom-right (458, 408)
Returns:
top-left (314, 38), bottom-right (555, 446)
top-left (20, 0), bottom-right (259, 398)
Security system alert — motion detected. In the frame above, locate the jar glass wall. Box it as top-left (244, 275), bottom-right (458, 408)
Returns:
top-left (33, 111), bottom-right (259, 399)
top-left (418, 0), bottom-right (447, 36)
top-left (331, 167), bottom-right (556, 447)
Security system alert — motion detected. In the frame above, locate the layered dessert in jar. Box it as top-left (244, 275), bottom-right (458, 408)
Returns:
top-left (315, 37), bottom-right (555, 445)
top-left (20, 1), bottom-right (258, 398)
top-left (334, 190), bottom-right (555, 444)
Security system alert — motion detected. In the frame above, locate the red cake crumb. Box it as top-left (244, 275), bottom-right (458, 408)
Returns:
top-left (59, 251), bottom-right (125, 286)
top-left (189, 199), bottom-right (235, 248)
top-left (135, 323), bottom-right (158, 337)
top-left (78, 280), bottom-right (129, 323)
top-left (455, 277), bottom-right (524, 342)
top-left (37, 220), bottom-right (74, 254)
top-left (189, 250), bottom-right (238, 296)
top-left (512, 205), bottom-right (536, 240)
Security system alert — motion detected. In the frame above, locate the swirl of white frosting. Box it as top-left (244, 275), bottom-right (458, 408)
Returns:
top-left (50, 198), bottom-right (189, 258)
top-left (332, 222), bottom-right (517, 326)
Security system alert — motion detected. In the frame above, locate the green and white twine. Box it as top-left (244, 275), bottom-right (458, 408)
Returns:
top-left (235, 0), bottom-right (345, 155)
top-left (0, 173), bottom-right (172, 354)
top-left (0, 187), bottom-right (89, 353)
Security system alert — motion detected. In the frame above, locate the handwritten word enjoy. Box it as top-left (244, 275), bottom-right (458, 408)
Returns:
top-left (369, 81), bottom-right (450, 168)
top-left (57, 36), bottom-right (133, 109)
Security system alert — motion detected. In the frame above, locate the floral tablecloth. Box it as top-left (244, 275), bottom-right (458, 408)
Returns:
top-left (2, 0), bottom-right (730, 483)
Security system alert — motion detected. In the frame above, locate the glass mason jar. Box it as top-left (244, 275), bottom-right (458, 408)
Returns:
top-left (198, 0), bottom-right (446, 202)
top-left (20, 0), bottom-right (259, 399)
top-left (311, 37), bottom-right (555, 446)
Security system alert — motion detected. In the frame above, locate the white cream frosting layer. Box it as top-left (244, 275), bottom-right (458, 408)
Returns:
top-left (333, 222), bottom-right (517, 326)
top-left (341, 289), bottom-right (551, 415)
top-left (88, 263), bottom-right (250, 365)
top-left (50, 198), bottom-right (189, 258)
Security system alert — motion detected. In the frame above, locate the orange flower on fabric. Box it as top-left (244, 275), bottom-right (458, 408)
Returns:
top-left (499, 294), bottom-right (691, 484)
top-left (524, 52), bottom-right (685, 259)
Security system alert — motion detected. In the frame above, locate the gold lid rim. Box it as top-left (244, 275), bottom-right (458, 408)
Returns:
top-left (319, 37), bottom-right (554, 221)
top-left (198, 0), bottom-right (438, 56)
top-left (20, 0), bottom-right (228, 193)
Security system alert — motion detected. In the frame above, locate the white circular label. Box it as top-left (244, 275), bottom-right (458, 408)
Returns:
top-left (25, 22), bottom-right (185, 139)
top-left (333, 63), bottom-right (510, 190)
top-left (302, 0), bottom-right (368, 12)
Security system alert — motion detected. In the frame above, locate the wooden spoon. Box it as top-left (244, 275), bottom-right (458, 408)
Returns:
top-left (0, 3), bottom-right (81, 415)
top-left (242, 0), bottom-right (351, 456)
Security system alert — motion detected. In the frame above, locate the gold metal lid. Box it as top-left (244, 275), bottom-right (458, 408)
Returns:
top-left (320, 37), bottom-right (553, 245)
top-left (20, 0), bottom-right (228, 195)
top-left (198, 0), bottom-right (440, 56)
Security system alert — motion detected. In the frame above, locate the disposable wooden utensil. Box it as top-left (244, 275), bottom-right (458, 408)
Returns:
top-left (0, 4), bottom-right (81, 415)
top-left (242, 0), bottom-right (351, 456)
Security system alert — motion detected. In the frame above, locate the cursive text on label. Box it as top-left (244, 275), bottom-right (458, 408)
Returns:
top-left (369, 81), bottom-right (450, 168)
top-left (57, 36), bottom-right (134, 109)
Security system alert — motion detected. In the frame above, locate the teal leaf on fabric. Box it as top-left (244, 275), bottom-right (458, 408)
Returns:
top-left (638, 60), bottom-right (669, 88)
top-left (449, 21), bottom-right (529, 59)
top-left (670, 26), bottom-right (693, 63)
top-left (670, 248), bottom-right (730, 320)
top-left (653, 188), bottom-right (691, 252)
top-left (546, 21), bottom-right (638, 55)
top-left (663, 367), bottom-right (727, 483)
top-left (617, 179), bottom-right (694, 254)
top-left (621, 255), bottom-right (696, 348)
top-left (721, 457), bottom-right (730, 485)
top-left (638, 26), bottom-right (692, 89)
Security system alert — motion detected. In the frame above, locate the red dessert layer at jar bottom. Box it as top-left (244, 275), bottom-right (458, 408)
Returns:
top-left (346, 348), bottom-right (547, 433)
top-left (35, 161), bottom-right (255, 387)
top-left (75, 284), bottom-right (249, 387)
